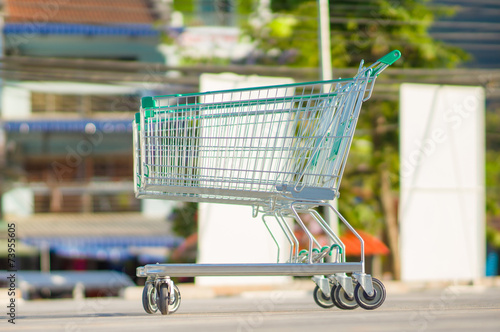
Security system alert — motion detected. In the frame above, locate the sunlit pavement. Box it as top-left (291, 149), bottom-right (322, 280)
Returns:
top-left (3, 285), bottom-right (500, 332)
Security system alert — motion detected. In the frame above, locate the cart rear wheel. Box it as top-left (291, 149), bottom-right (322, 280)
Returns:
top-left (313, 285), bottom-right (335, 309)
top-left (169, 284), bottom-right (181, 313)
top-left (332, 283), bottom-right (358, 310)
top-left (354, 277), bottom-right (386, 310)
top-left (158, 283), bottom-right (170, 315)
top-left (142, 282), bottom-right (158, 314)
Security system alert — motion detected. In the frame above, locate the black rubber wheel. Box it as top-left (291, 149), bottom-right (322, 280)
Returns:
top-left (313, 285), bottom-right (335, 309)
top-left (332, 283), bottom-right (359, 310)
top-left (169, 284), bottom-right (181, 313)
top-left (329, 284), bottom-right (342, 308)
top-left (142, 282), bottom-right (158, 314)
top-left (354, 277), bottom-right (386, 310)
top-left (158, 283), bottom-right (170, 315)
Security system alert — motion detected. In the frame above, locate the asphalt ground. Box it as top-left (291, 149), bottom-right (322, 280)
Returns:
top-left (2, 285), bottom-right (500, 332)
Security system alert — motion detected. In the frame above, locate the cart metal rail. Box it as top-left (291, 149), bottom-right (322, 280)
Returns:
top-left (134, 50), bottom-right (401, 315)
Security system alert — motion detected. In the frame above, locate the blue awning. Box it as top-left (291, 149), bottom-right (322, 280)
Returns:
top-left (22, 235), bottom-right (183, 248)
top-left (22, 236), bottom-right (183, 262)
top-left (3, 23), bottom-right (159, 37)
top-left (54, 246), bottom-right (134, 261)
top-left (3, 119), bottom-right (133, 133)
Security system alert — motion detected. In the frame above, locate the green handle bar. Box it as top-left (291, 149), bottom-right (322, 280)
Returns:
top-left (142, 96), bottom-right (157, 109)
top-left (378, 50), bottom-right (401, 65)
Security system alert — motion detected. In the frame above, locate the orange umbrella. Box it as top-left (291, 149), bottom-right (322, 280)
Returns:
top-left (339, 230), bottom-right (390, 256)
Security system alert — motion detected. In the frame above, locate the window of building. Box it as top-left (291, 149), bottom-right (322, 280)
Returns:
top-left (24, 155), bottom-right (139, 213)
top-left (31, 93), bottom-right (139, 115)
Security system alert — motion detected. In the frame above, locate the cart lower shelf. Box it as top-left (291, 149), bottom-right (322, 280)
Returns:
top-left (137, 262), bottom-right (363, 277)
top-left (137, 262), bottom-right (386, 315)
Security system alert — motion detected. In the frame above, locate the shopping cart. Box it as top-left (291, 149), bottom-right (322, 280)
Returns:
top-left (134, 50), bottom-right (401, 315)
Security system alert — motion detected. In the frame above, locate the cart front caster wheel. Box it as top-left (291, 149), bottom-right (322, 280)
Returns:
top-left (313, 285), bottom-right (335, 309)
top-left (354, 277), bottom-right (386, 310)
top-left (169, 284), bottom-right (181, 313)
top-left (158, 283), bottom-right (170, 315)
top-left (142, 282), bottom-right (158, 314)
top-left (332, 283), bottom-right (358, 310)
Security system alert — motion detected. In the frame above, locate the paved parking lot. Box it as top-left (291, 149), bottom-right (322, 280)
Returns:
top-left (3, 286), bottom-right (500, 332)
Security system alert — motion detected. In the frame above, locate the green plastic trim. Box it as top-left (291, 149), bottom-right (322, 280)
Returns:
top-left (299, 249), bottom-right (308, 256)
top-left (329, 244), bottom-right (343, 255)
top-left (321, 246), bottom-right (330, 252)
top-left (140, 78), bottom-right (353, 101)
top-left (152, 92), bottom-right (337, 116)
top-left (141, 96), bottom-right (156, 109)
top-left (135, 112), bottom-right (140, 124)
top-left (137, 52), bottom-right (400, 106)
top-left (312, 248), bottom-right (320, 254)
top-left (378, 50), bottom-right (401, 65)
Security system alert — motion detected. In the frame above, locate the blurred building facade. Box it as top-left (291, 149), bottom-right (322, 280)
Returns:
top-left (1, 0), bottom-right (166, 215)
top-left (430, 0), bottom-right (500, 69)
top-left (0, 0), bottom-right (258, 286)
top-left (0, 0), bottom-right (182, 280)
top-left (0, 0), bottom-right (499, 285)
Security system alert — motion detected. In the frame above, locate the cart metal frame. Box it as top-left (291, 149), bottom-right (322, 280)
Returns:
top-left (134, 50), bottom-right (401, 315)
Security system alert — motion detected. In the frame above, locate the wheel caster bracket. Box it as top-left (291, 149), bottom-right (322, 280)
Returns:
top-left (353, 273), bottom-right (374, 297)
top-left (312, 275), bottom-right (332, 298)
top-left (335, 273), bottom-right (354, 298)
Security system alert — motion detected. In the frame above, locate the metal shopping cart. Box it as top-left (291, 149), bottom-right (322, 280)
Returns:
top-left (133, 50), bottom-right (401, 315)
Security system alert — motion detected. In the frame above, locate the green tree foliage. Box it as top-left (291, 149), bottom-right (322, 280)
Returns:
top-left (173, 0), bottom-right (195, 13)
top-left (246, 0), bottom-right (469, 278)
top-left (486, 109), bottom-right (500, 249)
top-left (247, 0), bottom-right (466, 225)
top-left (171, 202), bottom-right (198, 238)
top-left (173, 0), bottom-right (256, 26)
top-left (247, 0), bottom-right (467, 68)
top-left (169, 202), bottom-right (198, 267)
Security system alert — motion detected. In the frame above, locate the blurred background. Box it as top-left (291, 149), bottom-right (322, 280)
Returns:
top-left (0, 0), bottom-right (499, 299)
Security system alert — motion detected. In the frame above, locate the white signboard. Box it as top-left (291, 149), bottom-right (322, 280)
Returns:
top-left (197, 73), bottom-right (294, 286)
top-left (400, 83), bottom-right (485, 281)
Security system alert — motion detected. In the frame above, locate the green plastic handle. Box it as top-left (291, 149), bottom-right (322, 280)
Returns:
top-left (329, 244), bottom-right (343, 255)
top-left (142, 96), bottom-right (157, 108)
top-left (378, 50), bottom-right (401, 65)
